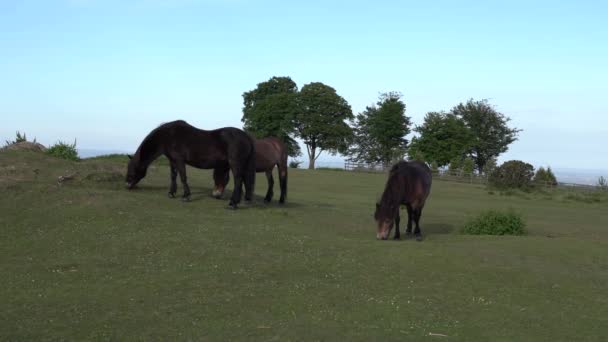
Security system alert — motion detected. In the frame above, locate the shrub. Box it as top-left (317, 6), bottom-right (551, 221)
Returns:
top-left (5, 131), bottom-right (34, 146)
top-left (483, 157), bottom-right (497, 175)
top-left (489, 160), bottom-right (534, 189)
top-left (462, 209), bottom-right (526, 235)
top-left (47, 140), bottom-right (79, 161)
top-left (462, 157), bottom-right (475, 175)
top-left (598, 176), bottom-right (608, 190)
top-left (448, 158), bottom-right (463, 174)
top-left (289, 160), bottom-right (302, 169)
top-left (534, 166), bottom-right (558, 187)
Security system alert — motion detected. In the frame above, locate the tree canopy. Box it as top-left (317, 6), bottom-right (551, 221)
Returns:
top-left (408, 111), bottom-right (472, 167)
top-left (347, 92), bottom-right (411, 165)
top-left (295, 82), bottom-right (354, 169)
top-left (452, 99), bottom-right (520, 173)
top-left (241, 76), bottom-right (301, 156)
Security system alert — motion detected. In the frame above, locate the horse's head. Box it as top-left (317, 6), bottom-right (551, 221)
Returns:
top-left (212, 167), bottom-right (230, 198)
top-left (125, 154), bottom-right (146, 189)
top-left (374, 202), bottom-right (397, 240)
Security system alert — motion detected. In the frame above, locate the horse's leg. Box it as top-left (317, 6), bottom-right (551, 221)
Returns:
top-left (264, 170), bottom-right (274, 203)
top-left (228, 164), bottom-right (243, 209)
top-left (168, 161), bottom-right (178, 198)
top-left (393, 212), bottom-right (401, 240)
top-left (278, 162), bottom-right (287, 204)
top-left (175, 160), bottom-right (191, 202)
top-left (414, 207), bottom-right (423, 241)
top-left (405, 204), bottom-right (413, 235)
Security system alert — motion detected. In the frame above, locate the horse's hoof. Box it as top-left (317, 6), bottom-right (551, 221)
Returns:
top-left (405, 231), bottom-right (412, 235)
top-left (168, 192), bottom-right (176, 198)
top-left (263, 198), bottom-right (271, 204)
top-left (415, 234), bottom-right (423, 241)
top-left (181, 196), bottom-right (191, 202)
top-left (226, 204), bottom-right (237, 210)
top-left (393, 236), bottom-right (401, 240)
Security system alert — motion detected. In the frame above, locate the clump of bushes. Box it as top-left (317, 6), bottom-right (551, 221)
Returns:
top-left (488, 160), bottom-right (534, 190)
top-left (534, 167), bottom-right (558, 187)
top-left (4, 131), bottom-right (32, 146)
top-left (46, 140), bottom-right (79, 161)
top-left (289, 160), bottom-right (302, 168)
top-left (462, 209), bottom-right (526, 235)
top-left (598, 176), bottom-right (608, 190)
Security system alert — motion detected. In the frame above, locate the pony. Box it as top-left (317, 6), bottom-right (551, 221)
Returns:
top-left (125, 120), bottom-right (256, 209)
top-left (374, 160), bottom-right (432, 241)
top-left (212, 137), bottom-right (288, 204)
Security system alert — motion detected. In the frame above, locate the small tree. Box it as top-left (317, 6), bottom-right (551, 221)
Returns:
top-left (452, 99), bottom-right (521, 172)
top-left (598, 176), bottom-right (608, 190)
top-left (347, 92), bottom-right (411, 166)
top-left (462, 157), bottom-right (475, 175)
top-left (241, 76), bottom-right (301, 157)
top-left (483, 157), bottom-right (498, 176)
top-left (46, 139), bottom-right (79, 161)
top-left (489, 160), bottom-right (535, 189)
top-left (295, 82), bottom-right (354, 169)
top-left (5, 131), bottom-right (33, 146)
top-left (448, 158), bottom-right (463, 174)
top-left (534, 166), bottom-right (557, 187)
top-left (430, 161), bottom-right (439, 175)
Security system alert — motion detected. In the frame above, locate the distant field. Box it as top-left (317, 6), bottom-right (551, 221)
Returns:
top-left (1, 150), bottom-right (607, 340)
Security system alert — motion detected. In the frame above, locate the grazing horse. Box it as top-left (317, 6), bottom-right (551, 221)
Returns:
top-left (125, 120), bottom-right (256, 209)
top-left (212, 137), bottom-right (288, 204)
top-left (374, 161), bottom-right (432, 241)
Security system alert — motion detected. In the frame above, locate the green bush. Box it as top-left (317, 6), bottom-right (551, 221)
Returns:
top-left (47, 140), bottom-right (79, 161)
top-left (289, 160), bottom-right (302, 169)
top-left (489, 160), bottom-right (534, 189)
top-left (5, 131), bottom-right (34, 146)
top-left (534, 166), bottom-right (558, 187)
top-left (462, 209), bottom-right (526, 235)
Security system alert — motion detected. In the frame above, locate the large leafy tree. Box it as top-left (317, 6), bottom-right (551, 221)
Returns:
top-left (295, 82), bottom-right (354, 169)
top-left (408, 111), bottom-right (473, 167)
top-left (347, 92), bottom-right (411, 165)
top-left (452, 99), bottom-right (520, 173)
top-left (241, 76), bottom-right (301, 156)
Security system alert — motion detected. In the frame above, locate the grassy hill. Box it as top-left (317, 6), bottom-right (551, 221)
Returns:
top-left (1, 150), bottom-right (607, 340)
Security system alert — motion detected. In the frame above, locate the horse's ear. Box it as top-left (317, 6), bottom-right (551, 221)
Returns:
top-left (375, 202), bottom-right (380, 210)
top-left (128, 154), bottom-right (133, 160)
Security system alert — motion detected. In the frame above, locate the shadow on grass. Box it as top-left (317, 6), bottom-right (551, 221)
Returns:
top-left (423, 223), bottom-right (455, 234)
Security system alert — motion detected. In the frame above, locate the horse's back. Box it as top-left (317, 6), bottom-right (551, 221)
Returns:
top-left (391, 160), bottom-right (432, 206)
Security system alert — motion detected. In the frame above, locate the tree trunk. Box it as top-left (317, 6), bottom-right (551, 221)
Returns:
top-left (308, 155), bottom-right (315, 169)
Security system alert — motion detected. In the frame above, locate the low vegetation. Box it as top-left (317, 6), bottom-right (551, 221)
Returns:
top-left (46, 139), bottom-right (79, 161)
top-left (462, 209), bottom-right (526, 235)
top-left (1, 150), bottom-right (607, 340)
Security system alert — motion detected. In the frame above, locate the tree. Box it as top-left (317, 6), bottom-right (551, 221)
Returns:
top-left (484, 157), bottom-right (498, 176)
top-left (489, 160), bottom-right (535, 189)
top-left (295, 82), bottom-right (354, 169)
top-left (534, 166), bottom-right (557, 187)
top-left (462, 157), bottom-right (475, 175)
top-left (448, 157), bottom-right (463, 174)
top-left (452, 99), bottom-right (520, 173)
top-left (241, 76), bottom-right (301, 156)
top-left (408, 112), bottom-right (473, 168)
top-left (347, 92), bottom-right (411, 165)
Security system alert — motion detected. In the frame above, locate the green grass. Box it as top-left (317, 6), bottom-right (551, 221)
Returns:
top-left (1, 150), bottom-right (608, 340)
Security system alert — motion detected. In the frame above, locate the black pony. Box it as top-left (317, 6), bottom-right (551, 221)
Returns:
top-left (374, 161), bottom-right (432, 241)
top-left (126, 120), bottom-right (256, 209)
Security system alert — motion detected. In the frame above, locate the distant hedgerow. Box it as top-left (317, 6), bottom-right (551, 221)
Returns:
top-left (462, 210), bottom-right (526, 235)
top-left (47, 140), bottom-right (79, 161)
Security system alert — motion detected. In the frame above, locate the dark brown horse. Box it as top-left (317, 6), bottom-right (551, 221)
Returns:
top-left (212, 137), bottom-right (288, 204)
top-left (126, 120), bottom-right (256, 209)
top-left (375, 161), bottom-right (432, 241)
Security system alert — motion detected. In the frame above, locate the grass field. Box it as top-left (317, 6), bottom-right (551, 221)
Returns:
top-left (1, 150), bottom-right (607, 340)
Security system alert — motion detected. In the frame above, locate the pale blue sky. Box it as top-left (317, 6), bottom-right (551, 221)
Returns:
top-left (1, 0), bottom-right (607, 169)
